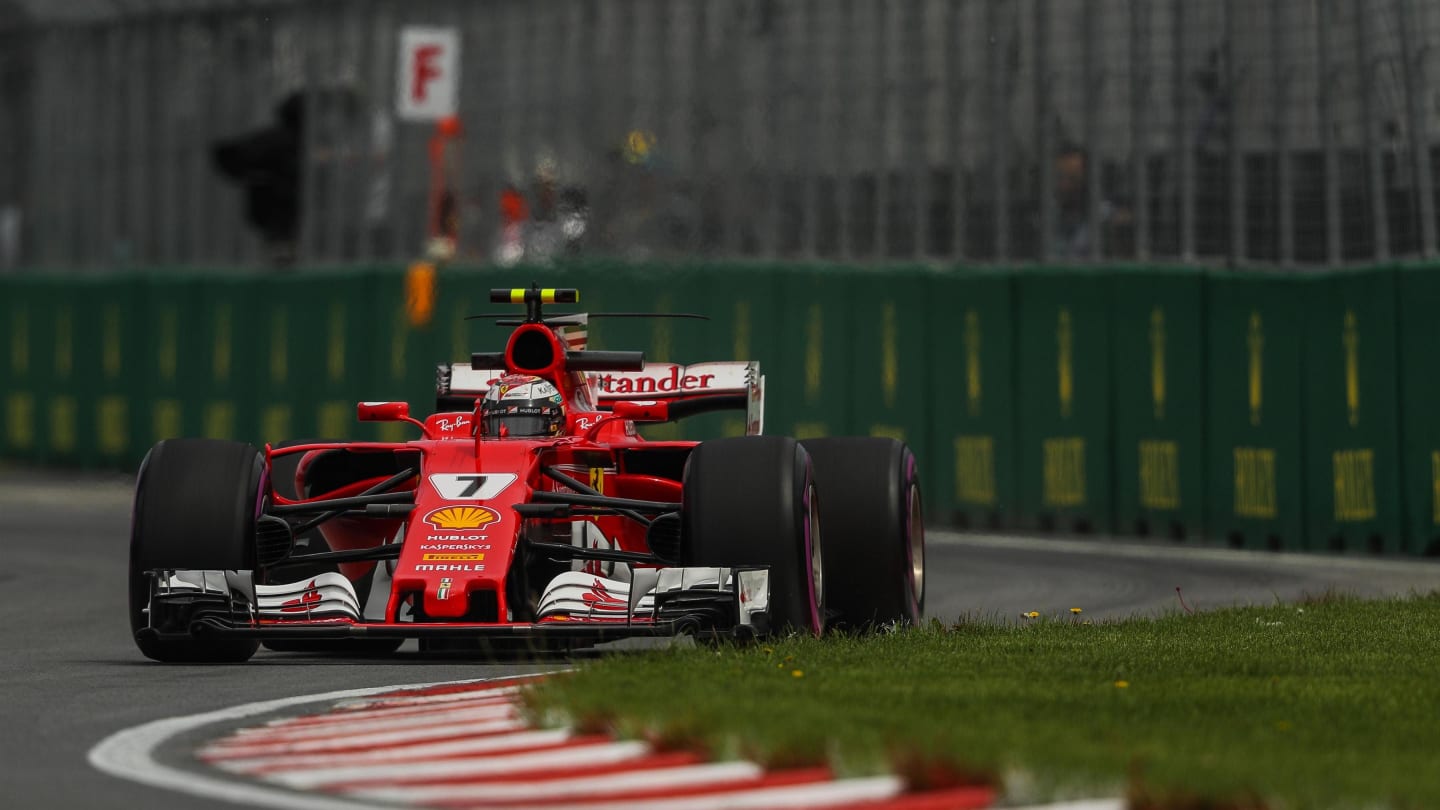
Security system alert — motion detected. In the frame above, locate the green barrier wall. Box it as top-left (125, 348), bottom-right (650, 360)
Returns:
top-left (1205, 272), bottom-right (1308, 550)
top-left (1397, 264), bottom-right (1440, 556)
top-left (1015, 268), bottom-right (1113, 533)
top-left (1303, 268), bottom-right (1403, 553)
top-left (5, 261), bottom-right (1439, 554)
top-left (3, 279), bottom-right (39, 463)
top-left (1111, 267), bottom-right (1206, 540)
top-left (929, 268), bottom-right (1016, 528)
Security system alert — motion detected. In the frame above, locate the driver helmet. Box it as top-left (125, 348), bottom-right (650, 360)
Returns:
top-left (479, 374), bottom-right (565, 438)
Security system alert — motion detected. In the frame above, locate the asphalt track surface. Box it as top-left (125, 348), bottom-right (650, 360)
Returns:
top-left (5, 468), bottom-right (1440, 808)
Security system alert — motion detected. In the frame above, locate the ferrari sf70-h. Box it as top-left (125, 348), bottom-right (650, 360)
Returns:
top-left (129, 286), bottom-right (924, 662)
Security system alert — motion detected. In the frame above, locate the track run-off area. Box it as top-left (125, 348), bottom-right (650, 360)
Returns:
top-left (6, 468), bottom-right (1440, 808)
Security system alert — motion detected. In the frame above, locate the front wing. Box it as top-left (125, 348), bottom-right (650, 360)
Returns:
top-left (136, 566), bottom-right (773, 649)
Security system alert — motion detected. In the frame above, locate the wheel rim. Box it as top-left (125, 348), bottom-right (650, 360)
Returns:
top-left (907, 482), bottom-right (925, 613)
top-left (800, 479), bottom-right (824, 635)
top-left (808, 482), bottom-right (824, 621)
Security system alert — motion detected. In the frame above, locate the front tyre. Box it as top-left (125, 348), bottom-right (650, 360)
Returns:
top-left (129, 438), bottom-right (264, 663)
top-left (681, 436), bottom-right (823, 636)
top-left (802, 437), bottom-right (924, 630)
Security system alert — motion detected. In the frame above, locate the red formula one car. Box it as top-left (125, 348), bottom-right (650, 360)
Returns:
top-left (128, 286), bottom-right (924, 662)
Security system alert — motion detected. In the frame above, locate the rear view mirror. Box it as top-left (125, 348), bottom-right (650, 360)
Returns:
top-left (611, 400), bottom-right (670, 422)
top-left (357, 401), bottom-right (411, 422)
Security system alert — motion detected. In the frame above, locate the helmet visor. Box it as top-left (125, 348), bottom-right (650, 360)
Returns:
top-left (482, 411), bottom-right (559, 437)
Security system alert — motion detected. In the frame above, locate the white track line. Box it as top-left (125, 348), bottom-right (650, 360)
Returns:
top-left (214, 703), bottom-right (515, 743)
top-left (931, 529), bottom-right (1440, 573)
top-left (335, 684), bottom-right (525, 710)
top-left (511, 775), bottom-right (904, 810)
top-left (87, 677), bottom-right (517, 810)
top-left (268, 692), bottom-right (518, 726)
top-left (346, 761), bottom-right (767, 803)
top-left (211, 729), bottom-right (575, 773)
top-left (266, 740), bottom-right (652, 789)
top-left (201, 716), bottom-right (526, 758)
top-left (1002, 795), bottom-right (1123, 801)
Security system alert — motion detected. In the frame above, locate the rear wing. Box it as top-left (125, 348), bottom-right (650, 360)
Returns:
top-left (437, 360), bottom-right (765, 436)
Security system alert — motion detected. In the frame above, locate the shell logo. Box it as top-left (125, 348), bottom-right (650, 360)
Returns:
top-left (423, 505), bottom-right (501, 530)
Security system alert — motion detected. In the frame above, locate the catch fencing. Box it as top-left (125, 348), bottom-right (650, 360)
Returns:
top-left (3, 0), bottom-right (1440, 270)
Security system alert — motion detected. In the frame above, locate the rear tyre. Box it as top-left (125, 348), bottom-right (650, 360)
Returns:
top-left (129, 438), bottom-right (264, 663)
top-left (802, 437), bottom-right (924, 630)
top-left (681, 436), bottom-right (823, 636)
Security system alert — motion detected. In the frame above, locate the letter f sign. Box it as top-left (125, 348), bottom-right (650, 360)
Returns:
top-left (411, 45), bottom-right (442, 102)
top-left (397, 27), bottom-right (460, 120)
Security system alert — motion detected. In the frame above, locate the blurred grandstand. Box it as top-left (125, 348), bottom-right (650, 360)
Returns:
top-left (2, 0), bottom-right (1440, 270)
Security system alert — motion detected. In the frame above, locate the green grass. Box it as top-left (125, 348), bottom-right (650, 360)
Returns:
top-left (524, 595), bottom-right (1440, 809)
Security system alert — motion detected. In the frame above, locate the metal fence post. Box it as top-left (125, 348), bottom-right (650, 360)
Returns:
top-left (988, 0), bottom-right (1010, 262)
top-left (1131, 0), bottom-right (1150, 261)
top-left (1225, 0), bottom-right (1246, 263)
top-left (1317, 0), bottom-right (1342, 265)
top-left (949, 0), bottom-right (969, 260)
top-left (908, 0), bottom-right (928, 259)
top-left (1084, 0), bottom-right (1104, 261)
top-left (1355, 0), bottom-right (1391, 261)
top-left (1274, 0), bottom-right (1295, 266)
top-left (801, 0), bottom-right (821, 258)
top-left (872, 0), bottom-right (891, 259)
top-left (838, 0), bottom-right (856, 261)
top-left (1397, 0), bottom-right (1438, 257)
top-left (1175, 0), bottom-right (1196, 261)
top-left (1036, 0), bottom-right (1055, 261)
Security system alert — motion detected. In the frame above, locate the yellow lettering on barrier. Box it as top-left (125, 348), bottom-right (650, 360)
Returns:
top-left (269, 310), bottom-right (288, 384)
top-left (1149, 307), bottom-right (1166, 420)
top-left (722, 417), bottom-right (746, 437)
top-left (1057, 309), bottom-right (1073, 420)
top-left (651, 294), bottom-right (673, 363)
top-left (261, 405), bottom-right (291, 443)
top-left (1233, 447), bottom-right (1277, 519)
top-left (1432, 451), bottom-right (1440, 526)
top-left (1043, 437), bottom-right (1086, 507)
top-left (102, 304), bottom-right (121, 380)
top-left (869, 424), bottom-right (905, 442)
top-left (955, 435), bottom-right (997, 506)
top-left (804, 303), bottom-right (822, 404)
top-left (964, 310), bottom-right (982, 418)
top-left (644, 423), bottom-right (681, 441)
top-left (158, 306), bottom-right (176, 383)
top-left (214, 304), bottom-right (232, 384)
top-left (733, 300), bottom-right (752, 364)
top-left (153, 399), bottom-right (182, 442)
top-left (10, 308), bottom-right (28, 375)
top-left (882, 302), bottom-right (898, 409)
top-left (50, 396), bottom-right (76, 453)
top-left (391, 307), bottom-right (408, 381)
top-left (204, 402), bottom-right (235, 440)
top-left (793, 422), bottom-right (828, 440)
top-left (1332, 448), bottom-right (1376, 522)
top-left (318, 402), bottom-right (350, 439)
top-left (1139, 439), bottom-right (1180, 510)
top-left (1343, 310), bottom-right (1360, 427)
top-left (378, 422), bottom-right (408, 443)
top-left (327, 303), bottom-right (346, 383)
top-left (451, 297), bottom-right (471, 360)
top-left (96, 396), bottom-right (127, 455)
top-left (5, 392), bottom-right (35, 449)
top-left (55, 306), bottom-right (73, 380)
top-left (1247, 312), bottom-right (1264, 426)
